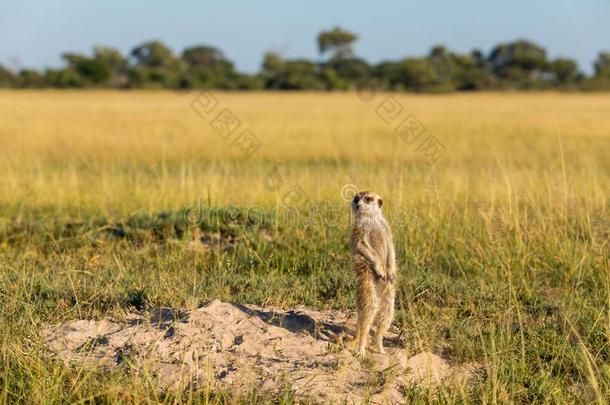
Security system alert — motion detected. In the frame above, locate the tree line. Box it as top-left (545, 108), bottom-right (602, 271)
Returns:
top-left (2, 27), bottom-right (610, 92)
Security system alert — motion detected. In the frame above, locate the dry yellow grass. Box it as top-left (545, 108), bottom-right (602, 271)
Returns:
top-left (1, 91), bottom-right (608, 216)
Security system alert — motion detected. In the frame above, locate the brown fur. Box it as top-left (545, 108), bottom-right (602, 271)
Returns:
top-left (348, 191), bottom-right (396, 355)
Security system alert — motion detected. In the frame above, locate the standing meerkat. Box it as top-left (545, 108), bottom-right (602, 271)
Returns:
top-left (348, 191), bottom-right (396, 355)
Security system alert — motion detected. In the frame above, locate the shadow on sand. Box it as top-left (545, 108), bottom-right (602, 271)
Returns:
top-left (232, 302), bottom-right (349, 341)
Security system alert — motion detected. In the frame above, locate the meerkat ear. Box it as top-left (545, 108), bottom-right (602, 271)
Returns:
top-left (377, 198), bottom-right (383, 208)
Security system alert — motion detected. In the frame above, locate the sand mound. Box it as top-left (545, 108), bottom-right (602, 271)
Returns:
top-left (44, 300), bottom-right (481, 403)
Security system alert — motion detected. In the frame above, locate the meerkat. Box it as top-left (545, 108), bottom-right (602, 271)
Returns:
top-left (347, 191), bottom-right (396, 356)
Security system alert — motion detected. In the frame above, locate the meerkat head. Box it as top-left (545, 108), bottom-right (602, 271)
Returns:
top-left (351, 191), bottom-right (383, 218)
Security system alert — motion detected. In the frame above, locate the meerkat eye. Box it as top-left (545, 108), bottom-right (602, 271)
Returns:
top-left (364, 196), bottom-right (372, 203)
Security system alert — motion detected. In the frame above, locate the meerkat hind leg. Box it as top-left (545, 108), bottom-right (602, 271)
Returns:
top-left (372, 285), bottom-right (395, 354)
top-left (354, 278), bottom-right (378, 355)
top-left (356, 302), bottom-right (377, 356)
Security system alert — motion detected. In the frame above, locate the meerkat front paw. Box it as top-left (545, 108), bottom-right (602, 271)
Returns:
top-left (373, 266), bottom-right (386, 281)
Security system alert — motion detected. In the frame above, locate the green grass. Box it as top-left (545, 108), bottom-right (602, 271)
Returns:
top-left (0, 91), bottom-right (609, 403)
top-left (2, 201), bottom-right (608, 402)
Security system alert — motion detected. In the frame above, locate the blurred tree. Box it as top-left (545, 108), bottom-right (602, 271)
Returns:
top-left (232, 73), bottom-right (262, 90)
top-left (319, 67), bottom-right (348, 90)
top-left (180, 45), bottom-right (237, 88)
top-left (397, 58), bottom-right (437, 91)
top-left (182, 46), bottom-right (232, 70)
top-left (374, 58), bottom-right (436, 91)
top-left (550, 58), bottom-right (579, 85)
top-left (0, 65), bottom-right (15, 87)
top-left (580, 52), bottom-right (610, 90)
top-left (45, 68), bottom-right (83, 87)
top-left (428, 45), bottom-right (457, 86)
top-left (593, 52), bottom-right (610, 79)
top-left (489, 40), bottom-right (548, 72)
top-left (450, 53), bottom-right (491, 90)
top-left (317, 27), bottom-right (358, 60)
top-left (62, 52), bottom-right (111, 84)
top-left (261, 52), bottom-right (324, 90)
top-left (93, 46), bottom-right (128, 87)
top-left (374, 46), bottom-right (493, 92)
top-left (488, 40), bottom-right (549, 88)
top-left (323, 57), bottom-right (371, 88)
top-left (3, 35), bottom-right (610, 91)
top-left (471, 49), bottom-right (485, 67)
top-left (262, 52), bottom-right (283, 72)
top-left (17, 69), bottom-right (45, 88)
top-left (260, 52), bottom-right (284, 89)
top-left (94, 47), bottom-right (127, 71)
top-left (129, 40), bottom-right (184, 88)
top-left (374, 61), bottom-right (402, 89)
top-left (131, 41), bottom-right (175, 67)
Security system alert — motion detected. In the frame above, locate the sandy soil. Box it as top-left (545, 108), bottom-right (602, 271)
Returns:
top-left (44, 300), bottom-right (482, 403)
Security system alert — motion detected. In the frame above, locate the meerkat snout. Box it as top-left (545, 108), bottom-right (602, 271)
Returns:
top-left (352, 191), bottom-right (384, 216)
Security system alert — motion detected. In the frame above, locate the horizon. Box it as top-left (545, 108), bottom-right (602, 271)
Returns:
top-left (1, 0), bottom-right (608, 74)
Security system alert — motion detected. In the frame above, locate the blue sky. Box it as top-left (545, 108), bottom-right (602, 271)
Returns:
top-left (1, 0), bottom-right (608, 73)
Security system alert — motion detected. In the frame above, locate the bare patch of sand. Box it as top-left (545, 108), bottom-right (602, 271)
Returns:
top-left (44, 300), bottom-right (482, 403)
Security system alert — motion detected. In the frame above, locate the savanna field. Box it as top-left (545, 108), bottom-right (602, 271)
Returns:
top-left (1, 91), bottom-right (609, 403)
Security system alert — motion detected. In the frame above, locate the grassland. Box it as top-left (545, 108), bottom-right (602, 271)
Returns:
top-left (0, 90), bottom-right (609, 403)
